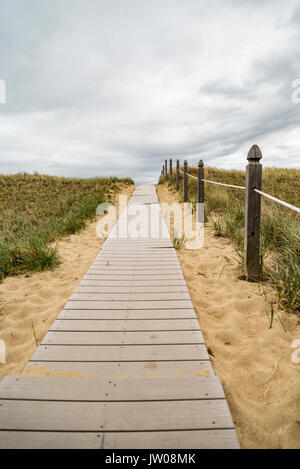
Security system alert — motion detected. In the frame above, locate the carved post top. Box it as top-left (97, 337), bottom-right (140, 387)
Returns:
top-left (198, 160), bottom-right (204, 167)
top-left (176, 159), bottom-right (180, 166)
top-left (184, 160), bottom-right (188, 167)
top-left (247, 145), bottom-right (262, 163)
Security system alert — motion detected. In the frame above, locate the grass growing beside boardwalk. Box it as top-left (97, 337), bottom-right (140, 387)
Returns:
top-left (0, 173), bottom-right (133, 279)
top-left (159, 167), bottom-right (300, 315)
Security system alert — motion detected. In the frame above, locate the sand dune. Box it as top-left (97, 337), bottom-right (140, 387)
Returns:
top-left (156, 183), bottom-right (300, 449)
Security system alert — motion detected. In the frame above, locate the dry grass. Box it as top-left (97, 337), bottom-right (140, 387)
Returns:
top-left (159, 167), bottom-right (300, 314)
top-left (0, 173), bottom-right (134, 279)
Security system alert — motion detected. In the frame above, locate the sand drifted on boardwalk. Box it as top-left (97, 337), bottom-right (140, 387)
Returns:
top-left (157, 183), bottom-right (300, 449)
top-left (0, 185), bottom-right (134, 381)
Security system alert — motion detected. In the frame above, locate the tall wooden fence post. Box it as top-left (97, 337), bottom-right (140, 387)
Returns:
top-left (183, 160), bottom-right (188, 202)
top-left (198, 160), bottom-right (204, 204)
top-left (162, 165), bottom-right (165, 178)
top-left (244, 145), bottom-right (262, 282)
top-left (176, 160), bottom-right (180, 191)
top-left (165, 160), bottom-right (168, 179)
top-left (169, 158), bottom-right (173, 184)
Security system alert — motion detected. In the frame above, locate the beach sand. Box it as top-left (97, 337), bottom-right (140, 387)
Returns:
top-left (156, 183), bottom-right (300, 449)
top-left (0, 185), bottom-right (134, 381)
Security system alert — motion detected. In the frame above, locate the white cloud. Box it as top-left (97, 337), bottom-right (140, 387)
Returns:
top-left (0, 0), bottom-right (299, 183)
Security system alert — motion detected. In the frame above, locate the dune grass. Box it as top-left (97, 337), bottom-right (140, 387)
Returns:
top-left (0, 173), bottom-right (133, 279)
top-left (159, 167), bottom-right (300, 315)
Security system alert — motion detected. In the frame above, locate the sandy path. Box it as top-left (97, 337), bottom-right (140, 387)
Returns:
top-left (0, 185), bottom-right (134, 381)
top-left (156, 183), bottom-right (300, 449)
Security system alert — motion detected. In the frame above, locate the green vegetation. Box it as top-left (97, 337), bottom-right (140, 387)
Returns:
top-left (0, 173), bottom-right (133, 279)
top-left (160, 167), bottom-right (300, 315)
top-left (172, 235), bottom-right (186, 250)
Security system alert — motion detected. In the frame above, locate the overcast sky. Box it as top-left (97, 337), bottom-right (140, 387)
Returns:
top-left (0, 0), bottom-right (300, 183)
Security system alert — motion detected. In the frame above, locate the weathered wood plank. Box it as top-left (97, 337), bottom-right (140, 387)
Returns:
top-left (50, 319), bottom-right (199, 331)
top-left (0, 432), bottom-right (104, 449)
top-left (30, 344), bottom-right (209, 361)
top-left (0, 376), bottom-right (224, 400)
top-left (93, 264), bottom-right (180, 269)
top-left (41, 331), bottom-right (204, 345)
top-left (65, 300), bottom-right (193, 310)
top-left (0, 400), bottom-right (235, 431)
top-left (69, 293), bottom-right (190, 301)
top-left (103, 429), bottom-right (240, 449)
top-left (25, 360), bottom-right (214, 377)
top-left (99, 250), bottom-right (177, 254)
top-left (87, 269), bottom-right (181, 275)
top-left (0, 429), bottom-right (240, 449)
top-left (59, 309), bottom-right (197, 320)
top-left (79, 279), bottom-right (186, 286)
top-left (83, 275), bottom-right (184, 281)
top-left (75, 285), bottom-right (189, 293)
top-left (97, 257), bottom-right (179, 261)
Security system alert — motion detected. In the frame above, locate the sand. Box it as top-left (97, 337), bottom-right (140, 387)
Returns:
top-left (156, 183), bottom-right (300, 449)
top-left (0, 185), bottom-right (134, 381)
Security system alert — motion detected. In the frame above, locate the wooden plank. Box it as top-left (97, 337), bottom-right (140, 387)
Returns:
top-left (0, 429), bottom-right (239, 449)
top-left (0, 400), bottom-right (235, 431)
top-left (93, 261), bottom-right (180, 266)
top-left (95, 256), bottom-right (179, 261)
top-left (75, 285), bottom-right (189, 293)
top-left (87, 268), bottom-right (181, 274)
top-left (99, 250), bottom-right (177, 254)
top-left (103, 429), bottom-right (240, 449)
top-left (99, 252), bottom-right (176, 256)
top-left (97, 256), bottom-right (178, 261)
top-left (50, 319), bottom-right (200, 331)
top-left (83, 271), bottom-right (184, 281)
top-left (30, 344), bottom-right (209, 361)
top-left (83, 275), bottom-right (184, 281)
top-left (103, 242), bottom-right (172, 246)
top-left (101, 248), bottom-right (174, 252)
top-left (94, 257), bottom-right (179, 262)
top-left (99, 252), bottom-right (177, 256)
top-left (0, 432), bottom-right (104, 449)
top-left (64, 300), bottom-right (193, 310)
top-left (69, 293), bottom-right (190, 301)
top-left (0, 376), bottom-right (224, 400)
top-left (79, 279), bottom-right (186, 286)
top-left (25, 360), bottom-right (214, 377)
top-left (41, 331), bottom-right (204, 345)
top-left (59, 309), bottom-right (197, 320)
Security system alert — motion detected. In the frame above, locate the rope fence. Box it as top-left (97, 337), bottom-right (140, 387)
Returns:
top-left (179, 168), bottom-right (246, 189)
top-left (253, 188), bottom-right (300, 214)
top-left (160, 144), bottom-right (299, 282)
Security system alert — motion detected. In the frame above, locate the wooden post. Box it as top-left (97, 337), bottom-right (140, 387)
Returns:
top-left (165, 160), bottom-right (168, 179)
top-left (198, 160), bottom-right (204, 204)
top-left (183, 160), bottom-right (188, 202)
top-left (176, 159), bottom-right (180, 191)
top-left (169, 158), bottom-right (173, 184)
top-left (162, 165), bottom-right (165, 178)
top-left (244, 145), bottom-right (262, 282)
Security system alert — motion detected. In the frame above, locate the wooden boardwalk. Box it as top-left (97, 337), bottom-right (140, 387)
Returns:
top-left (0, 185), bottom-right (240, 449)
